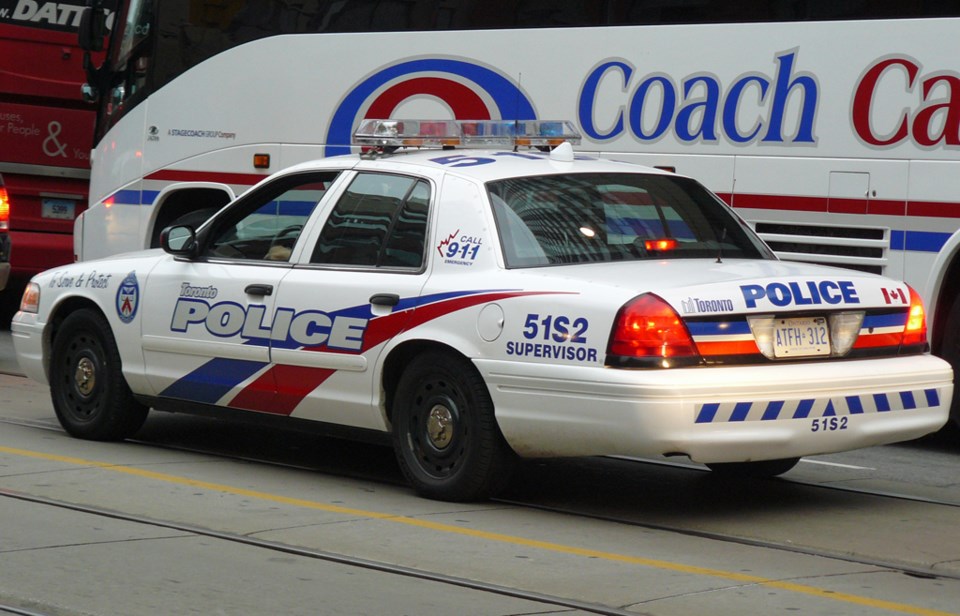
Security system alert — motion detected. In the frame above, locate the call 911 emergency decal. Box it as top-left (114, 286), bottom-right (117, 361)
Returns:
top-left (437, 229), bottom-right (483, 266)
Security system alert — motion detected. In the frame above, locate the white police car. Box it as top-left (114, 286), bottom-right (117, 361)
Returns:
top-left (12, 120), bottom-right (953, 501)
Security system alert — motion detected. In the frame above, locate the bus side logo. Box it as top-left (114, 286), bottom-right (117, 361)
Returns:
top-left (325, 57), bottom-right (537, 156)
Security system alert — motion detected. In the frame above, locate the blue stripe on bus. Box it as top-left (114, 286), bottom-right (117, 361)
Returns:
top-left (109, 190), bottom-right (158, 206)
top-left (112, 190), bottom-right (141, 204)
top-left (255, 200), bottom-right (317, 216)
top-left (606, 217), bottom-right (695, 239)
top-left (890, 230), bottom-right (949, 253)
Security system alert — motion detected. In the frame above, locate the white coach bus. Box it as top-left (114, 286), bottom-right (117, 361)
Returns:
top-left (75, 0), bottom-right (960, 426)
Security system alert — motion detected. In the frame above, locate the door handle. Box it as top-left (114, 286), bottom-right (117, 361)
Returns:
top-left (245, 284), bottom-right (274, 296)
top-left (369, 293), bottom-right (400, 307)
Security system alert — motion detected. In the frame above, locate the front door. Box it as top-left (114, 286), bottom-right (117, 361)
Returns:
top-left (140, 170), bottom-right (341, 413)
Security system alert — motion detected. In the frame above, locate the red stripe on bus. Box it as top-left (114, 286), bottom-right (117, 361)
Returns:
top-left (718, 193), bottom-right (960, 219)
top-left (143, 171), bottom-right (960, 220)
top-left (144, 169), bottom-right (269, 185)
top-left (366, 78), bottom-right (490, 119)
top-left (906, 201), bottom-right (960, 218)
top-left (719, 193), bottom-right (826, 212)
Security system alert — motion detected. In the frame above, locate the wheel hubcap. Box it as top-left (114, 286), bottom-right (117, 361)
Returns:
top-left (426, 404), bottom-right (454, 449)
top-left (74, 357), bottom-right (96, 397)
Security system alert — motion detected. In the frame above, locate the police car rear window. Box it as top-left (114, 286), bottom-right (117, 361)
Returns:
top-left (487, 173), bottom-right (772, 268)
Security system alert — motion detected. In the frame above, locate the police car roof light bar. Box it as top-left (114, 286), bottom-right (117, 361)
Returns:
top-left (353, 119), bottom-right (581, 149)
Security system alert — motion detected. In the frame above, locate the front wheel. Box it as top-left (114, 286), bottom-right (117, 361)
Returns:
top-left (706, 457), bottom-right (800, 478)
top-left (391, 352), bottom-right (515, 501)
top-left (50, 309), bottom-right (148, 440)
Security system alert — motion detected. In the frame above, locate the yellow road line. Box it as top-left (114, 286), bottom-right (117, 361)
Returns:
top-left (1, 444), bottom-right (955, 616)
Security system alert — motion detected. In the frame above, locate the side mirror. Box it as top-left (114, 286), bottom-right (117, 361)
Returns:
top-left (78, 7), bottom-right (107, 52)
top-left (160, 225), bottom-right (199, 258)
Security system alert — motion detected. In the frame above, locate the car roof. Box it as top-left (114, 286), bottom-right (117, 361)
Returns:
top-left (280, 147), bottom-right (679, 184)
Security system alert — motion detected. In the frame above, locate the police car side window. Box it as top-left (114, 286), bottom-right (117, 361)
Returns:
top-left (311, 173), bottom-right (429, 269)
top-left (203, 172), bottom-right (338, 262)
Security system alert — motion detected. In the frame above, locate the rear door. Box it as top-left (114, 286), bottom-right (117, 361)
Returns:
top-left (268, 170), bottom-right (434, 429)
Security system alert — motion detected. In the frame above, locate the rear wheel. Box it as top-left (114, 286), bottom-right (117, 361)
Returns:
top-left (706, 457), bottom-right (800, 478)
top-left (50, 309), bottom-right (148, 440)
top-left (391, 352), bottom-right (515, 501)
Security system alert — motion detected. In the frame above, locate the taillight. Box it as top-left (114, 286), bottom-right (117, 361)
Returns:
top-left (0, 185), bottom-right (9, 231)
top-left (901, 285), bottom-right (927, 349)
top-left (607, 293), bottom-right (700, 367)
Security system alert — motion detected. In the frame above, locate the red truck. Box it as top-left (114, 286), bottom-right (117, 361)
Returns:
top-left (0, 0), bottom-right (98, 320)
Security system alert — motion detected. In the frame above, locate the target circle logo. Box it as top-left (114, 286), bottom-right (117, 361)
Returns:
top-left (325, 58), bottom-right (537, 155)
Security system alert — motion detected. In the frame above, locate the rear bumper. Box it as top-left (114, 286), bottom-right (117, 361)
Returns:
top-left (478, 354), bottom-right (953, 463)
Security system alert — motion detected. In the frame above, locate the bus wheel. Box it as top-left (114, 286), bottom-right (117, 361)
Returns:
top-left (939, 299), bottom-right (960, 429)
top-left (706, 457), bottom-right (800, 478)
top-left (50, 309), bottom-right (148, 441)
top-left (391, 352), bottom-right (515, 501)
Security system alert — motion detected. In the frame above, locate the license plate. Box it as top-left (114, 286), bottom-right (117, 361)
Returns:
top-left (773, 316), bottom-right (830, 358)
top-left (42, 198), bottom-right (76, 220)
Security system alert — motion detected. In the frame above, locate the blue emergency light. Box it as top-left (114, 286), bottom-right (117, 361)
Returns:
top-left (353, 119), bottom-right (581, 149)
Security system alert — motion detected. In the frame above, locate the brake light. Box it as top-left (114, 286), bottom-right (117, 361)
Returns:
top-left (608, 293), bottom-right (700, 366)
top-left (644, 238), bottom-right (677, 252)
top-left (0, 186), bottom-right (9, 230)
top-left (901, 285), bottom-right (927, 348)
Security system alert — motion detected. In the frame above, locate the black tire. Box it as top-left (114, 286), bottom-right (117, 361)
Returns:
top-left (938, 298), bottom-right (960, 429)
top-left (706, 457), bottom-right (800, 478)
top-left (50, 309), bottom-right (148, 440)
top-left (391, 352), bottom-right (515, 501)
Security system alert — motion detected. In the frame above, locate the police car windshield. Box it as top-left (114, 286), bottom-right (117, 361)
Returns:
top-left (488, 173), bottom-right (773, 268)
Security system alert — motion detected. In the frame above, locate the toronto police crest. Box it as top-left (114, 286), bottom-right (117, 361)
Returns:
top-left (116, 271), bottom-right (140, 324)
